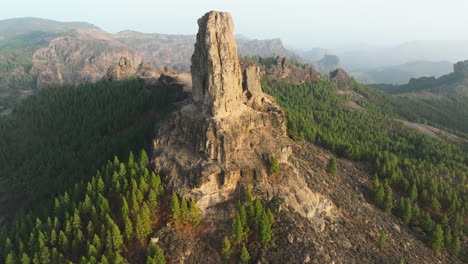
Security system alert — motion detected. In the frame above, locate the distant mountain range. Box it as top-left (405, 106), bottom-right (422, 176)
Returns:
top-left (339, 40), bottom-right (468, 71)
top-left (351, 61), bottom-right (453, 85)
top-left (0, 17), bottom-right (305, 111)
top-left (2, 17), bottom-right (468, 112)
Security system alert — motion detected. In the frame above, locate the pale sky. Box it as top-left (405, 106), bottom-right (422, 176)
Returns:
top-left (2, 0), bottom-right (468, 50)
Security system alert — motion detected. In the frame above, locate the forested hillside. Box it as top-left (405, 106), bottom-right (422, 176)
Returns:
top-left (370, 69), bottom-right (468, 136)
top-left (263, 79), bottom-right (467, 258)
top-left (0, 59), bottom-right (466, 262)
top-left (0, 79), bottom-right (174, 220)
top-left (0, 150), bottom-right (172, 263)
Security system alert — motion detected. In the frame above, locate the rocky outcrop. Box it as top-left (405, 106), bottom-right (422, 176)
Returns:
top-left (152, 12), bottom-right (335, 224)
top-left (453, 60), bottom-right (468, 75)
top-left (239, 56), bottom-right (324, 84)
top-left (115, 31), bottom-right (302, 72)
top-left (105, 57), bottom-right (134, 81)
top-left (330, 68), bottom-right (352, 83)
top-left (191, 12), bottom-right (244, 117)
top-left (105, 57), bottom-right (162, 81)
top-left (30, 29), bottom-right (142, 88)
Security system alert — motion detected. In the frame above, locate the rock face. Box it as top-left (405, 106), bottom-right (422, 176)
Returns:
top-left (239, 56), bottom-right (324, 84)
top-left (152, 11), bottom-right (334, 222)
top-left (105, 57), bottom-right (134, 81)
top-left (30, 29), bottom-right (142, 88)
top-left (191, 12), bottom-right (243, 117)
top-left (454, 60), bottom-right (468, 75)
top-left (105, 57), bottom-right (162, 81)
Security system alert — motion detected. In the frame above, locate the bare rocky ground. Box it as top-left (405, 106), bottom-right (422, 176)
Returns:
top-left (400, 120), bottom-right (466, 142)
top-left (146, 141), bottom-right (461, 264)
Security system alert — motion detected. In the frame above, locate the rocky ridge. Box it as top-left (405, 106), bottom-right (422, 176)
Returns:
top-left (30, 29), bottom-right (143, 88)
top-left (240, 56), bottom-right (325, 84)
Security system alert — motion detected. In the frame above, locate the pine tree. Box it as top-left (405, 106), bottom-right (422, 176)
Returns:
top-left (430, 196), bottom-right (441, 212)
top-left (170, 192), bottom-right (181, 220)
top-left (238, 202), bottom-right (248, 229)
top-left (135, 203), bottom-right (152, 242)
top-left (5, 252), bottom-right (15, 264)
top-left (20, 253), bottom-right (30, 264)
top-left (58, 230), bottom-right (69, 253)
top-left (86, 221), bottom-right (94, 238)
top-left (231, 214), bottom-right (244, 245)
top-left (409, 183), bottom-right (418, 202)
top-left (106, 216), bottom-right (124, 254)
top-left (260, 211), bottom-right (272, 247)
top-left (188, 200), bottom-right (201, 227)
top-left (253, 198), bottom-right (264, 226)
top-left (123, 215), bottom-right (133, 241)
top-left (239, 243), bottom-right (250, 264)
top-left (378, 232), bottom-right (387, 250)
top-left (152, 245), bottom-right (166, 264)
top-left (100, 255), bottom-right (110, 264)
top-left (396, 198), bottom-right (412, 224)
top-left (372, 175), bottom-right (384, 206)
top-left (443, 226), bottom-right (452, 250)
top-left (269, 156), bottom-right (279, 174)
top-left (244, 185), bottom-right (253, 205)
top-left (383, 180), bottom-right (393, 214)
top-left (180, 198), bottom-right (189, 224)
top-left (451, 235), bottom-right (461, 255)
top-left (429, 224), bottom-right (444, 254)
top-left (221, 236), bottom-right (233, 262)
top-left (326, 157), bottom-right (337, 176)
top-left (147, 189), bottom-right (159, 211)
top-left (92, 234), bottom-right (102, 253)
top-left (139, 149), bottom-right (149, 168)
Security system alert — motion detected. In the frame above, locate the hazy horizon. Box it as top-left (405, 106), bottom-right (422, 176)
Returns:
top-left (2, 0), bottom-right (468, 51)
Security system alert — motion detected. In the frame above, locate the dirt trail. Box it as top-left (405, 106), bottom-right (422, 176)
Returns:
top-left (399, 120), bottom-right (466, 142)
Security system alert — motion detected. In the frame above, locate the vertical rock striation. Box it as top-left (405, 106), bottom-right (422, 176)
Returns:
top-left (152, 11), bottom-right (334, 223)
top-left (191, 12), bottom-right (244, 117)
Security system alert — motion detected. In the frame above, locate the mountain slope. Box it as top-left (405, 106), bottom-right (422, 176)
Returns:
top-left (0, 79), bottom-right (176, 222)
top-left (353, 60), bottom-right (453, 85)
top-left (371, 60), bottom-right (468, 135)
top-left (31, 29), bottom-right (143, 88)
top-left (0, 17), bottom-right (98, 41)
top-left (0, 12), bottom-right (466, 264)
top-left (0, 18), bottom-right (304, 111)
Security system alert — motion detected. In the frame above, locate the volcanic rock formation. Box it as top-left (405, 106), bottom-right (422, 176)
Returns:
top-left (330, 68), bottom-right (352, 83)
top-left (239, 56), bottom-right (324, 84)
top-left (149, 11), bottom-right (463, 264)
top-left (152, 11), bottom-right (334, 223)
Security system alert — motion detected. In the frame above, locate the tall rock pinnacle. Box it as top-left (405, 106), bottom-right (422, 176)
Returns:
top-left (152, 12), bottom-right (333, 225)
top-left (191, 11), bottom-right (243, 117)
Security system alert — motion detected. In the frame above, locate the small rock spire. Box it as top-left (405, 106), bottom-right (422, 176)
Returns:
top-left (191, 11), bottom-right (244, 117)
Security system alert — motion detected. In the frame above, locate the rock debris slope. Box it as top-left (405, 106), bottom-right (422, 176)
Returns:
top-left (152, 11), bottom-right (334, 223)
top-left (150, 11), bottom-right (461, 264)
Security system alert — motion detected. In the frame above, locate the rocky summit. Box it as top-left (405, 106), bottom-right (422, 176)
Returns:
top-left (152, 11), bottom-right (333, 222)
top-left (149, 11), bottom-right (463, 264)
